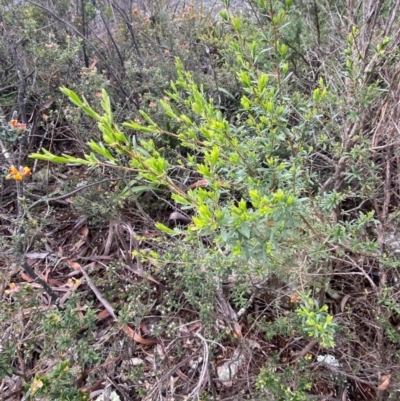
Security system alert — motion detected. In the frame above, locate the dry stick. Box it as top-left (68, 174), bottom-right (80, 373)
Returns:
top-left (97, 9), bottom-right (125, 68)
top-left (79, 264), bottom-right (116, 319)
top-left (384, 0), bottom-right (400, 37)
top-left (187, 332), bottom-right (210, 399)
top-left (24, 178), bottom-right (116, 216)
top-left (79, 0), bottom-right (89, 68)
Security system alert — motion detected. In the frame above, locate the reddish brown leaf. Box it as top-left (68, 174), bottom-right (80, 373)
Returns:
top-left (377, 374), bottom-right (391, 391)
top-left (188, 322), bottom-right (202, 332)
top-left (66, 259), bottom-right (82, 271)
top-left (233, 322), bottom-right (242, 338)
top-left (78, 226), bottom-right (89, 238)
top-left (20, 271), bottom-right (34, 282)
top-left (48, 278), bottom-right (65, 287)
top-left (121, 325), bottom-right (156, 345)
top-left (89, 58), bottom-right (98, 70)
top-left (44, 267), bottom-right (50, 282)
top-left (97, 309), bottom-right (111, 320)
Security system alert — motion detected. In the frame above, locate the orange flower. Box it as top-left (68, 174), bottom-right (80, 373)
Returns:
top-left (9, 119), bottom-right (27, 130)
top-left (8, 165), bottom-right (18, 175)
top-left (13, 172), bottom-right (23, 181)
top-left (6, 165), bottom-right (31, 181)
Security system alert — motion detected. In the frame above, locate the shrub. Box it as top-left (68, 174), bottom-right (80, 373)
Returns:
top-left (12, 0), bottom-right (400, 398)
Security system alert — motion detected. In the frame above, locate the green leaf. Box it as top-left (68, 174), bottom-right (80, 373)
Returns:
top-left (139, 110), bottom-right (158, 126)
top-left (88, 140), bottom-right (116, 162)
top-left (218, 87), bottom-right (236, 100)
top-left (60, 87), bottom-right (83, 107)
top-left (81, 104), bottom-right (102, 121)
top-left (120, 184), bottom-right (156, 198)
top-left (155, 222), bottom-right (181, 235)
top-left (123, 121), bottom-right (158, 133)
top-left (238, 224), bottom-right (251, 239)
top-left (172, 193), bottom-right (192, 206)
top-left (101, 89), bottom-right (112, 116)
top-left (160, 100), bottom-right (179, 119)
top-left (258, 73), bottom-right (269, 93)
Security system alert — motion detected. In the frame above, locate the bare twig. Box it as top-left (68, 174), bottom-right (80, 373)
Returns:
top-left (79, 263), bottom-right (116, 319)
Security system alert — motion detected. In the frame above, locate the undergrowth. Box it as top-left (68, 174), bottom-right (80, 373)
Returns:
top-left (1, 0), bottom-right (400, 400)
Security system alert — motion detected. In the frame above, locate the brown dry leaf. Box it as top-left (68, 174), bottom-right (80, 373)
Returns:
top-left (48, 278), bottom-right (65, 287)
top-left (97, 309), bottom-right (111, 320)
top-left (189, 179), bottom-right (208, 188)
top-left (140, 322), bottom-right (150, 334)
top-left (232, 322), bottom-right (243, 338)
top-left (44, 267), bottom-right (51, 282)
top-left (78, 226), bottom-right (89, 238)
top-left (188, 322), bottom-right (202, 332)
top-left (66, 259), bottom-right (82, 271)
top-left (70, 238), bottom-right (86, 253)
top-left (121, 325), bottom-right (156, 345)
top-left (20, 271), bottom-right (34, 282)
top-left (377, 374), bottom-right (391, 391)
top-left (89, 58), bottom-right (98, 70)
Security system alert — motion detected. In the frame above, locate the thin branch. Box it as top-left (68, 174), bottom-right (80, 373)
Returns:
top-left (80, 263), bottom-right (117, 318)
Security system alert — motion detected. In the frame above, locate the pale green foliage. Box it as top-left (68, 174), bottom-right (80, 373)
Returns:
top-left (295, 292), bottom-right (337, 348)
top-left (255, 365), bottom-right (311, 401)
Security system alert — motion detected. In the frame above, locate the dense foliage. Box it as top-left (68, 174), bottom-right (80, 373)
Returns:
top-left (1, 0), bottom-right (400, 400)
